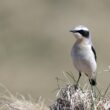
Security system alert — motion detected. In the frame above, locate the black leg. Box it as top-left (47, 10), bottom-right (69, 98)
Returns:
top-left (76, 72), bottom-right (81, 85)
top-left (74, 72), bottom-right (81, 90)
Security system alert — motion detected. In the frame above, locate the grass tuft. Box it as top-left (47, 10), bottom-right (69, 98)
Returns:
top-left (0, 84), bottom-right (49, 110)
top-left (50, 72), bottom-right (110, 110)
top-left (0, 70), bottom-right (110, 110)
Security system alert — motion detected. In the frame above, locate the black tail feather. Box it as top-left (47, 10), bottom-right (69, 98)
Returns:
top-left (89, 79), bottom-right (96, 86)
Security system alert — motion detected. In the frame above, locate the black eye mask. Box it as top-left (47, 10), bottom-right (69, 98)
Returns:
top-left (76, 30), bottom-right (89, 38)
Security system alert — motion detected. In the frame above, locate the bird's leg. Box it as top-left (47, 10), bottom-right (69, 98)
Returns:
top-left (77, 72), bottom-right (81, 85)
top-left (91, 85), bottom-right (96, 98)
top-left (75, 72), bottom-right (81, 89)
top-left (91, 85), bottom-right (96, 110)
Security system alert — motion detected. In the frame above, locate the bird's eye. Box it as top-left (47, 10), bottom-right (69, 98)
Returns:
top-left (78, 30), bottom-right (89, 38)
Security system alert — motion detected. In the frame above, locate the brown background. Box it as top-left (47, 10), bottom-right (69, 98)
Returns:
top-left (0, 0), bottom-right (110, 102)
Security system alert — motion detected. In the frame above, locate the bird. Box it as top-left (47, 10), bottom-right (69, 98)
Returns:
top-left (70, 25), bottom-right (97, 86)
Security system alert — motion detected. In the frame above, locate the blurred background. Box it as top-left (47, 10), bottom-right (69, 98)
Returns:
top-left (0, 0), bottom-right (110, 102)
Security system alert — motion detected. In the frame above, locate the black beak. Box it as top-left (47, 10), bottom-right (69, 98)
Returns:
top-left (70, 30), bottom-right (76, 33)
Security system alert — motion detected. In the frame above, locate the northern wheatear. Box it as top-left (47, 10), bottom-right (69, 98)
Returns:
top-left (70, 25), bottom-right (97, 86)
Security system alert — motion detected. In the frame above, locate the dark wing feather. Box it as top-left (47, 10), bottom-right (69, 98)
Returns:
top-left (91, 46), bottom-right (97, 61)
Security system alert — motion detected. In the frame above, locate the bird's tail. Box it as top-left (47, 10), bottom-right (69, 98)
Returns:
top-left (89, 78), bottom-right (96, 86)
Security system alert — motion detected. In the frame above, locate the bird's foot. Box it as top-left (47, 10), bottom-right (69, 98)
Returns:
top-left (74, 84), bottom-right (78, 90)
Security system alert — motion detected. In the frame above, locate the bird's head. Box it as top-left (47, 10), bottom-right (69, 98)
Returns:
top-left (70, 25), bottom-right (90, 40)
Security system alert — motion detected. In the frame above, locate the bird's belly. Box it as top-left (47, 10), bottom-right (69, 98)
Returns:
top-left (72, 49), bottom-right (97, 74)
top-left (74, 57), bottom-right (96, 74)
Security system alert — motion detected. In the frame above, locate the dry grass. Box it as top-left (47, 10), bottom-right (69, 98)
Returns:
top-left (0, 84), bottom-right (110, 110)
top-left (51, 84), bottom-right (110, 110)
top-left (0, 84), bottom-right (109, 110)
top-left (50, 71), bottom-right (110, 110)
top-left (0, 71), bottom-right (110, 110)
top-left (0, 84), bottom-right (49, 110)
